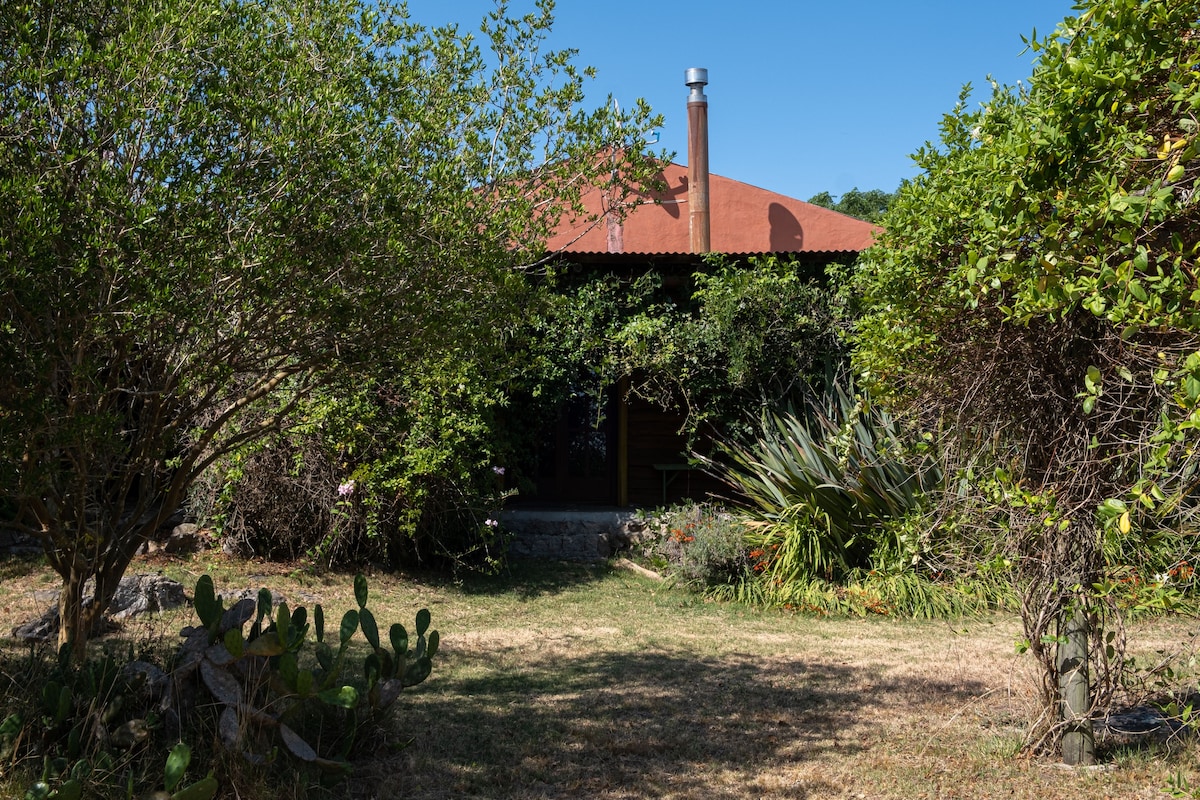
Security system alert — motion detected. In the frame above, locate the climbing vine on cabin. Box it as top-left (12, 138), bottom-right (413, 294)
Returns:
top-left (527, 255), bottom-right (853, 446)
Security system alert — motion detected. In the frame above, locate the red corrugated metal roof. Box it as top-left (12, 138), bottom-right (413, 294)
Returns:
top-left (545, 161), bottom-right (880, 256)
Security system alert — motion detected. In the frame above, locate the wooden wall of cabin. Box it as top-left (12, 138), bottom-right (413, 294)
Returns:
top-left (623, 393), bottom-right (731, 507)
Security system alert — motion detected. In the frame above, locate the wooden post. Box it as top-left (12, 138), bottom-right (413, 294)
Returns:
top-left (617, 375), bottom-right (629, 507)
top-left (1058, 603), bottom-right (1095, 765)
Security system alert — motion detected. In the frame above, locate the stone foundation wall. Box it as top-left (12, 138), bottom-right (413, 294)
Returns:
top-left (501, 509), bottom-right (644, 562)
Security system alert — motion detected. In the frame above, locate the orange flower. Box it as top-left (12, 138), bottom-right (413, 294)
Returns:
top-left (669, 528), bottom-right (695, 543)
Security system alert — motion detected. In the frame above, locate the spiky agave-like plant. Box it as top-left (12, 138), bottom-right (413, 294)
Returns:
top-left (705, 380), bottom-right (940, 584)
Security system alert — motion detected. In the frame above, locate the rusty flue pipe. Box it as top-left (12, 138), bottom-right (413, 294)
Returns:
top-left (685, 67), bottom-right (710, 254)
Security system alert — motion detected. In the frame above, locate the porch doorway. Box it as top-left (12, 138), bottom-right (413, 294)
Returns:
top-left (535, 386), bottom-right (618, 505)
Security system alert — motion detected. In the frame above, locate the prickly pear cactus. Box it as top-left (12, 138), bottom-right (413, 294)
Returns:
top-left (175, 574), bottom-right (437, 769)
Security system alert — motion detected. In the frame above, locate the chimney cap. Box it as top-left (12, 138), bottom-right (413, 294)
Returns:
top-left (684, 67), bottom-right (708, 88)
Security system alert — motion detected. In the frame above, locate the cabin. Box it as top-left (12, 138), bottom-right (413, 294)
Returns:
top-left (523, 161), bottom-right (879, 509)
top-left (502, 70), bottom-right (879, 558)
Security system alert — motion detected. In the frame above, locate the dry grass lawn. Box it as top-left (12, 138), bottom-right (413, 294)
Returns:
top-left (0, 551), bottom-right (1197, 799)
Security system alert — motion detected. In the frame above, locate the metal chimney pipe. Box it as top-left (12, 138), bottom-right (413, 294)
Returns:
top-left (685, 67), bottom-right (710, 254)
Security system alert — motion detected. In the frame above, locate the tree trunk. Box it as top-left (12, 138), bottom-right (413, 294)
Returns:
top-left (54, 536), bottom-right (144, 661)
top-left (56, 570), bottom-right (88, 661)
top-left (1058, 603), bottom-right (1095, 765)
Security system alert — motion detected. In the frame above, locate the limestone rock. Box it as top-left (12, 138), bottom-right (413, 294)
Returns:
top-left (138, 523), bottom-right (208, 556)
top-left (108, 574), bottom-right (187, 620)
top-left (12, 573), bottom-right (187, 641)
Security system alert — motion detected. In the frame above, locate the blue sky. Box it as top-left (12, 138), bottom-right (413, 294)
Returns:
top-left (407, 1), bottom-right (1081, 202)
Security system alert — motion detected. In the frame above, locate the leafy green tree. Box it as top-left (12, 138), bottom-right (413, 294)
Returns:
top-left (0, 0), bottom-right (659, 656)
top-left (806, 187), bottom-right (895, 223)
top-left (852, 0), bottom-right (1200, 762)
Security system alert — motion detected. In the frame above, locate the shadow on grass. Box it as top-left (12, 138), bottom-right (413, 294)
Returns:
top-left (0, 552), bottom-right (48, 583)
top-left (353, 642), bottom-right (990, 800)
top-left (419, 558), bottom-right (616, 601)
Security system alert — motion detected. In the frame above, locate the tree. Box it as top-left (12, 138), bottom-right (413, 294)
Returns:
top-left (0, 0), bottom-right (659, 657)
top-left (806, 187), bottom-right (895, 224)
top-left (852, 0), bottom-right (1200, 763)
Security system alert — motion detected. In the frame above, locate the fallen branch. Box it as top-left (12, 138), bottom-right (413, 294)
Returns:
top-left (612, 558), bottom-right (665, 582)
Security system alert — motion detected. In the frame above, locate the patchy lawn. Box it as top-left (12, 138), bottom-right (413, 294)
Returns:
top-left (1, 552), bottom-right (1196, 799)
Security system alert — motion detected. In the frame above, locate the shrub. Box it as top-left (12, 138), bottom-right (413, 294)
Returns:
top-left (197, 366), bottom-right (514, 572)
top-left (638, 503), bottom-right (752, 589)
top-left (684, 378), bottom-right (1025, 618)
top-left (634, 502), bottom-right (1016, 617)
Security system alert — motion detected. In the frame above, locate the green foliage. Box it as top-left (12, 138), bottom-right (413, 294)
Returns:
top-left (636, 379), bottom-right (1008, 619)
top-left (734, 570), bottom-right (1012, 619)
top-left (0, 577), bottom-right (437, 797)
top-left (850, 0), bottom-right (1200, 753)
top-left (528, 255), bottom-right (850, 445)
top-left (671, 259), bottom-right (848, 431)
top-left (853, 0), bottom-right (1200, 513)
top-left (22, 773), bottom-right (82, 800)
top-left (1167, 771), bottom-right (1200, 799)
top-left (632, 497), bottom-right (1013, 618)
top-left (0, 641), bottom-right (217, 800)
top-left (806, 187), bottom-right (896, 223)
top-left (203, 358), bottom-right (517, 571)
top-left (0, 0), bottom-right (661, 654)
top-left (152, 743), bottom-right (217, 800)
top-left (706, 379), bottom-right (941, 582)
top-left (182, 574), bottom-right (437, 769)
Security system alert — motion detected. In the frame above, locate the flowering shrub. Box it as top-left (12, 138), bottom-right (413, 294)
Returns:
top-left (639, 503), bottom-right (751, 589)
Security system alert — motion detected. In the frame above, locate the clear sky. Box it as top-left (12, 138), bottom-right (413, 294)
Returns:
top-left (407, 1), bottom-right (1081, 202)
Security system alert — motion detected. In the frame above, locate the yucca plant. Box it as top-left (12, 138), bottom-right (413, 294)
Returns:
top-left (705, 379), bottom-right (941, 584)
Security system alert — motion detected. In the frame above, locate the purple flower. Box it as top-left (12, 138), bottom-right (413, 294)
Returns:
top-left (337, 480), bottom-right (356, 497)
top-left (492, 466), bottom-right (505, 475)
